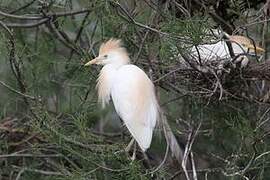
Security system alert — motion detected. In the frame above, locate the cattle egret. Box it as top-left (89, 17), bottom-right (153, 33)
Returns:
top-left (189, 34), bottom-right (265, 69)
top-left (85, 39), bottom-right (159, 152)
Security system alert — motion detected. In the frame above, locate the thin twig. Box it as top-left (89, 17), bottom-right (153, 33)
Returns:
top-left (110, 1), bottom-right (190, 43)
top-left (0, 80), bottom-right (35, 100)
top-left (181, 122), bottom-right (201, 180)
top-left (6, 18), bottom-right (49, 28)
top-left (0, 10), bottom-right (42, 20)
top-left (46, 19), bottom-right (81, 55)
top-left (12, 166), bottom-right (63, 176)
top-left (0, 153), bottom-right (62, 158)
top-left (150, 140), bottom-right (169, 174)
top-left (0, 20), bottom-right (32, 106)
top-left (9, 0), bottom-right (37, 14)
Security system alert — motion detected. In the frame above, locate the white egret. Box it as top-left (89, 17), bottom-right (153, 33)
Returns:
top-left (187, 34), bottom-right (265, 70)
top-left (85, 39), bottom-right (159, 152)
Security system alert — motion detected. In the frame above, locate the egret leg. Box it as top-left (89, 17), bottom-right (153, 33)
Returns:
top-left (114, 138), bottom-right (135, 155)
top-left (125, 138), bottom-right (135, 152)
top-left (131, 141), bottom-right (137, 161)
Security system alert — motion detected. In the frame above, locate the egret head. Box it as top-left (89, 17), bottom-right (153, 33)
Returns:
top-left (229, 35), bottom-right (265, 54)
top-left (85, 38), bottom-right (130, 66)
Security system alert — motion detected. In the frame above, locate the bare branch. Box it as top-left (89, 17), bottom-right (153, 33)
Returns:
top-left (0, 80), bottom-right (35, 100)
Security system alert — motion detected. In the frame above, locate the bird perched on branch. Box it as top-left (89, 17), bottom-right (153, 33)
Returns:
top-left (84, 39), bottom-right (159, 153)
top-left (187, 32), bottom-right (265, 71)
top-left (84, 39), bottom-right (186, 162)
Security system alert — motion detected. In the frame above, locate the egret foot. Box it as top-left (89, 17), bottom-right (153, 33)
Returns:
top-left (115, 138), bottom-right (137, 160)
top-left (125, 138), bottom-right (138, 161)
top-left (114, 138), bottom-right (135, 155)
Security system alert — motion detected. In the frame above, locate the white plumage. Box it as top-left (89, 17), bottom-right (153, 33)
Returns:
top-left (191, 40), bottom-right (243, 62)
top-left (111, 65), bottom-right (158, 151)
top-left (85, 39), bottom-right (159, 151)
top-left (188, 34), bottom-right (264, 68)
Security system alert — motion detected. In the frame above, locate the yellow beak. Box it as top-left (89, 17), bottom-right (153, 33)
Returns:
top-left (84, 58), bottom-right (98, 66)
top-left (245, 44), bottom-right (265, 54)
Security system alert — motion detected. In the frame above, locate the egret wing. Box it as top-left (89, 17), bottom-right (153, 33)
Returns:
top-left (111, 65), bottom-right (159, 151)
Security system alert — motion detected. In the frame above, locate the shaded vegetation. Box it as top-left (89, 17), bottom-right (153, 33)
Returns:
top-left (0, 0), bottom-right (270, 179)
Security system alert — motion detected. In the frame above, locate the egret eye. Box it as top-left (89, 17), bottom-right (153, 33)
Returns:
top-left (104, 55), bottom-right (108, 58)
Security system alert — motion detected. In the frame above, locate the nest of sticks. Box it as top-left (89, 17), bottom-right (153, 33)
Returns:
top-left (159, 53), bottom-right (270, 104)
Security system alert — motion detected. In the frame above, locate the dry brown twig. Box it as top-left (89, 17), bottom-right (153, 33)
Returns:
top-left (181, 122), bottom-right (201, 180)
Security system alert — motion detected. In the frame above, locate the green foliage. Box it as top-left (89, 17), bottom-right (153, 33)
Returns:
top-left (0, 0), bottom-right (269, 179)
